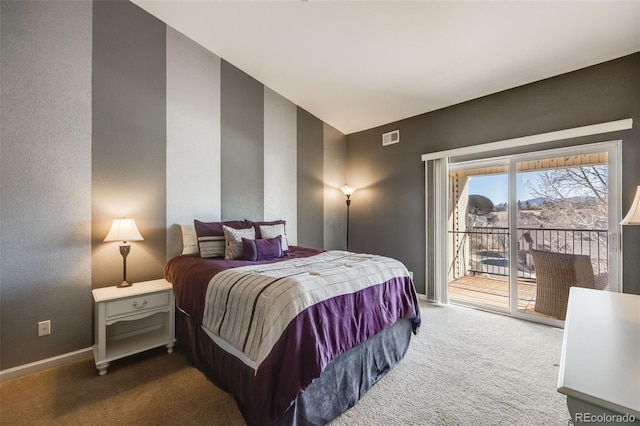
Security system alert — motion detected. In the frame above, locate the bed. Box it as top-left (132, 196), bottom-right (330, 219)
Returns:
top-left (165, 220), bottom-right (421, 426)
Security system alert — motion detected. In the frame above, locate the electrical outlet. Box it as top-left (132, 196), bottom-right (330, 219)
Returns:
top-left (38, 320), bottom-right (51, 336)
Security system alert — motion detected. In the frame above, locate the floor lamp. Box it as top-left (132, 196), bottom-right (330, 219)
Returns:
top-left (341, 184), bottom-right (356, 251)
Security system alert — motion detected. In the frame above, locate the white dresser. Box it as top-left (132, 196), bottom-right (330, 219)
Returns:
top-left (558, 287), bottom-right (640, 425)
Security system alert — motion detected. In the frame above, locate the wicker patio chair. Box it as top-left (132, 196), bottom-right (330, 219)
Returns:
top-left (530, 249), bottom-right (596, 320)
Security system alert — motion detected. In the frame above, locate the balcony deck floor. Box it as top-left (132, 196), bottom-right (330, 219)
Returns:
top-left (448, 275), bottom-right (541, 315)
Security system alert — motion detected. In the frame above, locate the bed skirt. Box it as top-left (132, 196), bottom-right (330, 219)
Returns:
top-left (176, 308), bottom-right (412, 426)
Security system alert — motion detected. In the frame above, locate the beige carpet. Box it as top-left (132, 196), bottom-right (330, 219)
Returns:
top-left (332, 303), bottom-right (569, 426)
top-left (0, 302), bottom-right (569, 425)
top-left (0, 347), bottom-right (244, 426)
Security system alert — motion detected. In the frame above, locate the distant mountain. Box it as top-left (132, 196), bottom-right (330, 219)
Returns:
top-left (491, 196), bottom-right (598, 212)
top-left (525, 197), bottom-right (545, 206)
top-left (520, 196), bottom-right (596, 206)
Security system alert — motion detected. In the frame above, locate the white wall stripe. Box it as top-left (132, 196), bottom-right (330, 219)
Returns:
top-left (264, 87), bottom-right (298, 245)
top-left (166, 27), bottom-right (222, 258)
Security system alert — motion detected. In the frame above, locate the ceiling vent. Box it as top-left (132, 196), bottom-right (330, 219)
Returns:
top-left (382, 130), bottom-right (400, 146)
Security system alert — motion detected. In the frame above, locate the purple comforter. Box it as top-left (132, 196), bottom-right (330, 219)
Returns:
top-left (165, 247), bottom-right (421, 425)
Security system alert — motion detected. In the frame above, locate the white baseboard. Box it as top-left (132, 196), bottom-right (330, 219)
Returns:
top-left (0, 347), bottom-right (93, 382)
top-left (417, 293), bottom-right (436, 302)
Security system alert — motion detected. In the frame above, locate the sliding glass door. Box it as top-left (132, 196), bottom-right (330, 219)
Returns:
top-left (447, 142), bottom-right (620, 325)
top-left (510, 145), bottom-right (620, 323)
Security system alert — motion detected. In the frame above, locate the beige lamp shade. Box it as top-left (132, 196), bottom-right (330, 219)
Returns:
top-left (621, 186), bottom-right (640, 225)
top-left (341, 184), bottom-right (356, 197)
top-left (104, 218), bottom-right (144, 242)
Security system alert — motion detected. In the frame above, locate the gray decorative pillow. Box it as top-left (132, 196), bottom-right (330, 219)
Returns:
top-left (259, 223), bottom-right (289, 252)
top-left (223, 225), bottom-right (255, 260)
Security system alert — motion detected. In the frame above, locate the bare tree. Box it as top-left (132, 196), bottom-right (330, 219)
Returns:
top-left (523, 165), bottom-right (608, 230)
top-left (523, 165), bottom-right (609, 272)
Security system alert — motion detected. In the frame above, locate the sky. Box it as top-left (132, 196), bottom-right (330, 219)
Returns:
top-left (468, 172), bottom-right (540, 205)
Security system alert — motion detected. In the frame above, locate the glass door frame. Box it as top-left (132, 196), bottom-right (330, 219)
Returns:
top-left (507, 141), bottom-right (621, 327)
top-left (422, 118), bottom-right (631, 311)
top-left (448, 157), bottom-right (511, 315)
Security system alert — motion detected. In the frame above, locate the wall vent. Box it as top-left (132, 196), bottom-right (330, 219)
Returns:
top-left (382, 130), bottom-right (400, 146)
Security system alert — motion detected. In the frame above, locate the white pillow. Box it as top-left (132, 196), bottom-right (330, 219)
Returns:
top-left (180, 224), bottom-right (199, 255)
top-left (222, 225), bottom-right (255, 260)
top-left (259, 224), bottom-right (289, 252)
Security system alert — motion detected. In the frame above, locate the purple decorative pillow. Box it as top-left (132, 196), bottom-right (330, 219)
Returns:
top-left (246, 219), bottom-right (289, 252)
top-left (194, 219), bottom-right (249, 258)
top-left (242, 235), bottom-right (283, 261)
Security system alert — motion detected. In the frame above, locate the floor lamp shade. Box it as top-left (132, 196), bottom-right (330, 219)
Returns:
top-left (341, 184), bottom-right (356, 198)
top-left (621, 185), bottom-right (640, 225)
top-left (104, 218), bottom-right (143, 287)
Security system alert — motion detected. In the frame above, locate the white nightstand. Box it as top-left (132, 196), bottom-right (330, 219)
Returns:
top-left (92, 278), bottom-right (176, 376)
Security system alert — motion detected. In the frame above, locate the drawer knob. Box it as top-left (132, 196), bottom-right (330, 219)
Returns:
top-left (132, 300), bottom-right (148, 309)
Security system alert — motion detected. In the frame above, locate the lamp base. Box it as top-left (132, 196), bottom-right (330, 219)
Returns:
top-left (116, 280), bottom-right (133, 288)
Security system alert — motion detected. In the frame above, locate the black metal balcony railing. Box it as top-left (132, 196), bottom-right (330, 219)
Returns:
top-left (449, 227), bottom-right (609, 279)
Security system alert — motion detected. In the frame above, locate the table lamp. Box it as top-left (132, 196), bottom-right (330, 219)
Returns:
top-left (104, 218), bottom-right (144, 287)
top-left (621, 185), bottom-right (640, 225)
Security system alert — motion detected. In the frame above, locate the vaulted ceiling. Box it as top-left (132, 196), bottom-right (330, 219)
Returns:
top-left (133, 0), bottom-right (640, 134)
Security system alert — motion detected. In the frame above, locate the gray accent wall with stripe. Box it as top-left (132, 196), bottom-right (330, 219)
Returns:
top-left (0, 0), bottom-right (93, 370)
top-left (92, 0), bottom-right (167, 289)
top-left (297, 108), bottom-right (325, 249)
top-left (221, 60), bottom-right (265, 222)
top-left (3, 0), bottom-right (638, 375)
top-left (0, 0), bottom-right (346, 370)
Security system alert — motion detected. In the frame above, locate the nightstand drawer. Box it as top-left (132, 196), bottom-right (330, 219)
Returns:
top-left (106, 291), bottom-right (169, 318)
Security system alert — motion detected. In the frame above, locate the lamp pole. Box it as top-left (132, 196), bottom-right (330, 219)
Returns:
top-left (346, 195), bottom-right (351, 251)
top-left (341, 184), bottom-right (356, 252)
